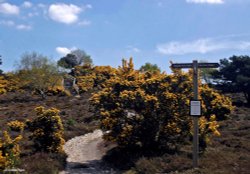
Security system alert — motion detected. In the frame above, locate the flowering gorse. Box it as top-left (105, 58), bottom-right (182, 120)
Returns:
top-left (0, 131), bottom-right (22, 170)
top-left (27, 106), bottom-right (65, 153)
top-left (91, 58), bottom-right (233, 151)
top-left (72, 65), bottom-right (117, 92)
top-left (7, 120), bottom-right (25, 132)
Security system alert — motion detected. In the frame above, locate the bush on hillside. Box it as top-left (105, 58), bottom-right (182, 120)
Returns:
top-left (91, 58), bottom-right (233, 151)
top-left (7, 120), bottom-right (25, 132)
top-left (0, 131), bottom-right (22, 171)
top-left (27, 106), bottom-right (65, 153)
top-left (73, 65), bottom-right (118, 93)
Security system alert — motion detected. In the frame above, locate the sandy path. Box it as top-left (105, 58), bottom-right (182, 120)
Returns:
top-left (60, 130), bottom-right (116, 174)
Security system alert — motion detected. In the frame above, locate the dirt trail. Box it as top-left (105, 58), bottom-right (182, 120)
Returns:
top-left (60, 130), bottom-right (116, 174)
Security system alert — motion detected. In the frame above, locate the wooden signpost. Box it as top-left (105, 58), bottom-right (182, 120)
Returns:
top-left (171, 60), bottom-right (219, 168)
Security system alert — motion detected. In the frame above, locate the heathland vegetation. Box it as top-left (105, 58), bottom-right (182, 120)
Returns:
top-left (0, 52), bottom-right (249, 173)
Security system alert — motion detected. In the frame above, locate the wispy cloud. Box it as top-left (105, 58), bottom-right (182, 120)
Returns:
top-left (78, 20), bottom-right (91, 26)
top-left (0, 20), bottom-right (32, 30)
top-left (85, 4), bottom-right (92, 9)
top-left (27, 12), bottom-right (39, 17)
top-left (16, 24), bottom-right (32, 30)
top-left (0, 20), bottom-right (15, 26)
top-left (157, 37), bottom-right (250, 55)
top-left (56, 46), bottom-right (77, 56)
top-left (127, 46), bottom-right (141, 53)
top-left (0, 2), bottom-right (19, 15)
top-left (37, 3), bottom-right (46, 8)
top-left (22, 1), bottom-right (32, 8)
top-left (186, 0), bottom-right (224, 4)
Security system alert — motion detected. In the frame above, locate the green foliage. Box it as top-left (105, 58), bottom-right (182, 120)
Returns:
top-left (139, 62), bottom-right (161, 73)
top-left (16, 52), bottom-right (63, 99)
top-left (57, 49), bottom-right (93, 69)
top-left (199, 60), bottom-right (217, 84)
top-left (91, 58), bottom-right (233, 151)
top-left (211, 55), bottom-right (250, 104)
top-left (58, 54), bottom-right (78, 69)
top-left (27, 106), bottom-right (65, 153)
top-left (71, 49), bottom-right (93, 66)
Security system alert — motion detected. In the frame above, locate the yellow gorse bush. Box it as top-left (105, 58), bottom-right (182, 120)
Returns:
top-left (0, 131), bottom-right (22, 170)
top-left (72, 65), bottom-right (118, 93)
top-left (46, 85), bottom-right (71, 96)
top-left (0, 75), bottom-right (9, 94)
top-left (7, 120), bottom-right (25, 132)
top-left (28, 106), bottom-right (65, 153)
top-left (91, 58), bottom-right (233, 151)
top-left (0, 73), bottom-right (22, 94)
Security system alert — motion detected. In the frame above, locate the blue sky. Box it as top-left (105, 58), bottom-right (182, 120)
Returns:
top-left (1, 0), bottom-right (250, 73)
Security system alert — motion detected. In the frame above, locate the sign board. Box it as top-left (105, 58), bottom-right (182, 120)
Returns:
top-left (171, 63), bottom-right (193, 69)
top-left (198, 63), bottom-right (219, 68)
top-left (171, 63), bottom-right (219, 69)
top-left (190, 100), bottom-right (201, 116)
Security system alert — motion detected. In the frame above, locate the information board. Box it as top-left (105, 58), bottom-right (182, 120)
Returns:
top-left (190, 100), bottom-right (201, 116)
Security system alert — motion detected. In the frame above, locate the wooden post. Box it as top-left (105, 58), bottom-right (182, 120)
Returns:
top-left (171, 60), bottom-right (219, 168)
top-left (193, 60), bottom-right (199, 168)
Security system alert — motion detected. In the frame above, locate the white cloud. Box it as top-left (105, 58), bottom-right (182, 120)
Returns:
top-left (28, 12), bottom-right (39, 17)
top-left (131, 47), bottom-right (141, 53)
top-left (37, 3), bottom-right (47, 16)
top-left (186, 0), bottom-right (224, 4)
top-left (56, 47), bottom-right (77, 56)
top-left (78, 20), bottom-right (91, 26)
top-left (37, 3), bottom-right (46, 8)
top-left (127, 46), bottom-right (141, 53)
top-left (157, 38), bottom-right (250, 55)
top-left (85, 4), bottom-right (92, 9)
top-left (22, 1), bottom-right (32, 8)
top-left (16, 24), bottom-right (32, 30)
top-left (48, 3), bottom-right (82, 24)
top-left (0, 2), bottom-right (19, 15)
top-left (0, 20), bottom-right (32, 31)
top-left (0, 20), bottom-right (15, 26)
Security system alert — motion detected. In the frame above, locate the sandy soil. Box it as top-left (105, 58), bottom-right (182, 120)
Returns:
top-left (60, 130), bottom-right (116, 174)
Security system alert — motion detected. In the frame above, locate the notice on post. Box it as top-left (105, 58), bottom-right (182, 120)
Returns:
top-left (190, 100), bottom-right (201, 116)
